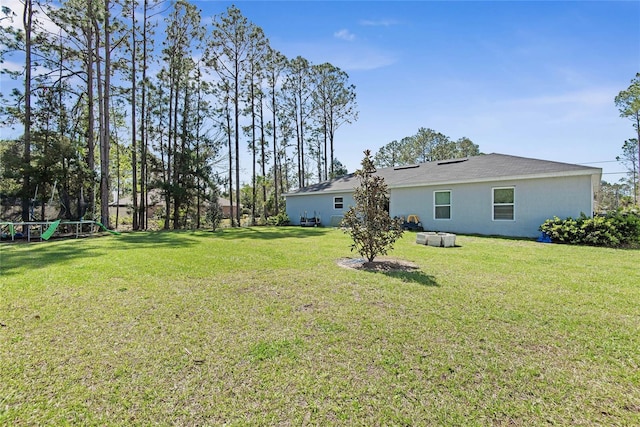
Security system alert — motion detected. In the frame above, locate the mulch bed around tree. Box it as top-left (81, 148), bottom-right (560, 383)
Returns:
top-left (336, 257), bottom-right (419, 272)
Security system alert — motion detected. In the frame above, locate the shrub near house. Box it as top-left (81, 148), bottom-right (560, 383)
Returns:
top-left (540, 210), bottom-right (640, 247)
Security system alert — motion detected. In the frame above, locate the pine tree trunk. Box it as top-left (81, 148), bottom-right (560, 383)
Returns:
top-left (131, 5), bottom-right (138, 230)
top-left (21, 0), bottom-right (33, 222)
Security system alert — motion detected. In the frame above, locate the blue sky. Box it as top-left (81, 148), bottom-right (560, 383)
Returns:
top-left (1, 1), bottom-right (637, 184)
top-left (196, 0), bottom-right (639, 183)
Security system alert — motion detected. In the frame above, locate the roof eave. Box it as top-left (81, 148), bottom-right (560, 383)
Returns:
top-left (284, 188), bottom-right (356, 198)
top-left (388, 169), bottom-right (602, 189)
top-left (285, 167), bottom-right (602, 196)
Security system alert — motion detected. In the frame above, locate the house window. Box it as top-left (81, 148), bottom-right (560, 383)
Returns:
top-left (434, 191), bottom-right (451, 220)
top-left (493, 187), bottom-right (515, 220)
top-left (334, 197), bottom-right (344, 210)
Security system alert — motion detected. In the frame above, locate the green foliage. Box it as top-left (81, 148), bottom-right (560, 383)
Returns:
top-left (3, 0), bottom-right (358, 229)
top-left (540, 210), bottom-right (640, 247)
top-left (266, 212), bottom-right (290, 226)
top-left (206, 198), bottom-right (223, 231)
top-left (329, 158), bottom-right (348, 179)
top-left (615, 73), bottom-right (640, 207)
top-left (609, 210), bottom-right (640, 243)
top-left (310, 63), bottom-right (358, 181)
top-left (615, 73), bottom-right (640, 125)
top-left (0, 139), bottom-right (23, 195)
top-left (598, 180), bottom-right (635, 212)
top-left (616, 138), bottom-right (639, 204)
top-left (374, 127), bottom-right (481, 168)
top-left (341, 150), bottom-right (403, 262)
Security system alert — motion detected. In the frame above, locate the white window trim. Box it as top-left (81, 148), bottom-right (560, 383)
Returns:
top-left (433, 190), bottom-right (451, 220)
top-left (334, 196), bottom-right (344, 210)
top-left (492, 186), bottom-right (515, 221)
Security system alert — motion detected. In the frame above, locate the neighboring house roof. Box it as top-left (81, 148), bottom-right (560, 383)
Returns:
top-left (285, 153), bottom-right (602, 196)
top-left (109, 192), bottom-right (236, 208)
top-left (218, 197), bottom-right (242, 208)
top-left (109, 189), bottom-right (164, 207)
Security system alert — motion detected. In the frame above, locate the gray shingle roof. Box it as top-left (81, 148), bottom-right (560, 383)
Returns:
top-left (285, 153), bottom-right (601, 196)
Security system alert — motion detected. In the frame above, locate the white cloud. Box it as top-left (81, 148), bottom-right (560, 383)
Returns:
top-left (0, 59), bottom-right (22, 73)
top-left (359, 19), bottom-right (399, 27)
top-left (281, 40), bottom-right (396, 71)
top-left (331, 48), bottom-right (396, 71)
top-left (0, 0), bottom-right (60, 34)
top-left (501, 87), bottom-right (616, 113)
top-left (334, 29), bottom-right (355, 41)
top-left (0, 0), bottom-right (22, 28)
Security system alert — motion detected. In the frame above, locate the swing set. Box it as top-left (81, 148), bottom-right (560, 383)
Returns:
top-left (0, 182), bottom-right (120, 243)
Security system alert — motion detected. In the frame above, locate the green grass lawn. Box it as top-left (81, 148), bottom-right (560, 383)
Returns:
top-left (1, 228), bottom-right (639, 426)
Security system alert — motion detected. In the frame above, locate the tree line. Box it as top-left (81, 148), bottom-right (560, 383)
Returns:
top-left (373, 127), bottom-right (480, 168)
top-left (614, 72), bottom-right (640, 209)
top-left (0, 1), bottom-right (357, 229)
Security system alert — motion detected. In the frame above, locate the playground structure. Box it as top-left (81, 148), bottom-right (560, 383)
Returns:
top-left (1, 183), bottom-right (123, 242)
top-left (0, 219), bottom-right (119, 243)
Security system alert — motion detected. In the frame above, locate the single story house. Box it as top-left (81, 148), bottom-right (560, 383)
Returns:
top-left (218, 197), bottom-right (242, 219)
top-left (109, 191), bottom-right (240, 220)
top-left (284, 153), bottom-right (602, 238)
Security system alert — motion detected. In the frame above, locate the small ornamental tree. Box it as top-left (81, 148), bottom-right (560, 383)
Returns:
top-left (341, 150), bottom-right (404, 262)
top-left (206, 187), bottom-right (224, 231)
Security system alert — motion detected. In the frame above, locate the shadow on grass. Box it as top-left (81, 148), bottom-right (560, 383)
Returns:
top-left (339, 258), bottom-right (440, 287)
top-left (376, 269), bottom-right (439, 287)
top-left (460, 233), bottom-right (535, 242)
top-left (0, 227), bottom-right (328, 277)
top-left (1, 231), bottom-right (201, 276)
top-left (113, 230), bottom-right (202, 248)
top-left (212, 226), bottom-right (332, 240)
top-left (0, 240), bottom-right (103, 277)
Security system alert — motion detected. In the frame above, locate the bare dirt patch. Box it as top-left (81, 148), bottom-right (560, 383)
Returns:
top-left (336, 257), bottom-right (419, 272)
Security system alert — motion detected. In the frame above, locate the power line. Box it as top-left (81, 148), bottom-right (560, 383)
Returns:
top-left (578, 160), bottom-right (621, 165)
